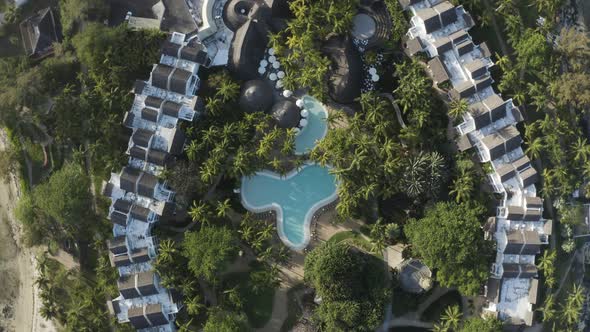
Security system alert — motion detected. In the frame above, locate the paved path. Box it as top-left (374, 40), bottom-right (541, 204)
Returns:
top-left (481, 0), bottom-right (511, 57)
top-left (256, 288), bottom-right (288, 332)
top-left (387, 317), bottom-right (433, 329)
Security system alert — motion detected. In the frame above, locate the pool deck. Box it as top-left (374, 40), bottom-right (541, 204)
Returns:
top-left (240, 163), bottom-right (338, 251)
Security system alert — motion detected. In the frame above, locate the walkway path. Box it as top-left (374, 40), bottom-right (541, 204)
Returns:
top-left (481, 0), bottom-right (511, 57)
top-left (256, 288), bottom-right (288, 332)
top-left (387, 317), bottom-right (433, 329)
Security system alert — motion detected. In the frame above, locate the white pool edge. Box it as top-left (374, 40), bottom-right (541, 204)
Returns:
top-left (240, 163), bottom-right (338, 251)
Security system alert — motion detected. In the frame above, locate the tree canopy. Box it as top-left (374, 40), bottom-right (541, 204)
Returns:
top-left (15, 162), bottom-right (94, 244)
top-left (404, 201), bottom-right (492, 295)
top-left (182, 227), bottom-right (239, 283)
top-left (60, 0), bottom-right (109, 36)
top-left (203, 307), bottom-right (250, 332)
top-left (304, 241), bottom-right (390, 331)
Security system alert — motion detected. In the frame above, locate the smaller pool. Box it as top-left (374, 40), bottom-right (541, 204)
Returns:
top-left (295, 96), bottom-right (328, 155)
top-left (241, 164), bottom-right (337, 249)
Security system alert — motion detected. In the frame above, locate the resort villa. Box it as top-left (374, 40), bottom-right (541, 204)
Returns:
top-left (103, 31), bottom-right (212, 331)
top-left (402, 0), bottom-right (550, 326)
top-left (103, 1), bottom-right (339, 328)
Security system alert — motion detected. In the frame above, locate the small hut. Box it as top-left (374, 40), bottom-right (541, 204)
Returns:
top-left (270, 100), bottom-right (300, 128)
top-left (239, 79), bottom-right (274, 113)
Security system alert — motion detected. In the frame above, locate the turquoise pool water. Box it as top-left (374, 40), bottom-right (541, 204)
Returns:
top-left (241, 165), bottom-right (337, 249)
top-left (295, 96), bottom-right (328, 155)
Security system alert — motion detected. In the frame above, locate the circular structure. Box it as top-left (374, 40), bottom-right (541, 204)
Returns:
top-left (283, 90), bottom-right (293, 98)
top-left (369, 67), bottom-right (377, 75)
top-left (258, 67), bottom-right (266, 74)
top-left (300, 109), bottom-right (309, 118)
top-left (239, 79), bottom-right (274, 113)
top-left (296, 99), bottom-right (304, 108)
top-left (269, 48), bottom-right (275, 55)
top-left (272, 61), bottom-right (280, 69)
top-left (399, 259), bottom-right (433, 294)
top-left (299, 118), bottom-right (308, 127)
top-left (260, 59), bottom-right (268, 67)
top-left (269, 73), bottom-right (278, 81)
top-left (371, 74), bottom-right (380, 82)
top-left (269, 55), bottom-right (277, 63)
top-left (277, 71), bottom-right (285, 79)
top-left (271, 100), bottom-right (301, 128)
top-left (276, 80), bottom-right (284, 88)
top-left (223, 0), bottom-right (254, 31)
top-left (351, 13), bottom-right (376, 40)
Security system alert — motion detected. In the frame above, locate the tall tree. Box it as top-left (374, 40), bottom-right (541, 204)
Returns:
top-left (405, 202), bottom-right (492, 295)
top-left (182, 227), bottom-right (238, 283)
top-left (304, 242), bottom-right (390, 331)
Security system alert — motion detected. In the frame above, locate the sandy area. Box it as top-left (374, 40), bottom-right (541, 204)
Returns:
top-left (0, 130), bottom-right (56, 332)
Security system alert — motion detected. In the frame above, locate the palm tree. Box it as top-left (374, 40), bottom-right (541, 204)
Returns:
top-left (431, 322), bottom-right (449, 332)
top-left (440, 305), bottom-right (462, 330)
top-left (259, 247), bottom-right (274, 262)
top-left (158, 239), bottom-right (177, 264)
top-left (188, 200), bottom-right (209, 226)
top-left (538, 294), bottom-right (557, 322)
top-left (562, 295), bottom-right (582, 326)
top-left (537, 250), bottom-right (556, 272)
top-left (258, 223), bottom-right (275, 242)
top-left (216, 199), bottom-right (231, 218)
top-left (448, 98), bottom-right (469, 119)
top-left (185, 295), bottom-right (205, 316)
top-left (572, 137), bottom-right (590, 163)
top-left (185, 140), bottom-right (199, 161)
top-left (569, 284), bottom-right (585, 307)
top-left (177, 319), bottom-right (195, 332)
top-left (525, 137), bottom-right (544, 160)
top-left (449, 174), bottom-right (474, 203)
top-left (216, 78), bottom-right (240, 102)
top-left (223, 286), bottom-right (243, 309)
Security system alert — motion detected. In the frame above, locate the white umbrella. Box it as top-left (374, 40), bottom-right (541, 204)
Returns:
top-left (277, 71), bottom-right (285, 79)
top-left (283, 90), bottom-right (293, 98)
top-left (296, 99), bottom-right (304, 108)
top-left (258, 67), bottom-right (266, 75)
top-left (260, 59), bottom-right (268, 67)
top-left (272, 61), bottom-right (280, 69)
top-left (269, 48), bottom-right (275, 55)
top-left (276, 80), bottom-right (284, 88)
top-left (371, 74), bottom-right (379, 82)
top-left (300, 109), bottom-right (309, 117)
top-left (299, 118), bottom-right (308, 127)
top-left (268, 55), bottom-right (276, 63)
top-left (269, 73), bottom-right (278, 81)
top-left (369, 67), bottom-right (377, 75)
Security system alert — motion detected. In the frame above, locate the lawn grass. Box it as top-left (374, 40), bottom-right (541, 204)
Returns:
top-left (280, 283), bottom-right (305, 332)
top-left (420, 290), bottom-right (462, 322)
top-left (223, 267), bottom-right (276, 328)
top-left (326, 230), bottom-right (381, 258)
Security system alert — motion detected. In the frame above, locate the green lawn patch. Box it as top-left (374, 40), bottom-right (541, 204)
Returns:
top-left (326, 230), bottom-right (379, 257)
top-left (223, 268), bottom-right (276, 328)
top-left (420, 290), bottom-right (462, 322)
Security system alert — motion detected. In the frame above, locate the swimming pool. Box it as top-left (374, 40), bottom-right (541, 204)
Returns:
top-left (294, 96), bottom-right (328, 155)
top-left (241, 164), bottom-right (338, 250)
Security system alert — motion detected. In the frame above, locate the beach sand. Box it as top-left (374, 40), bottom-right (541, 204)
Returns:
top-left (0, 130), bottom-right (55, 332)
